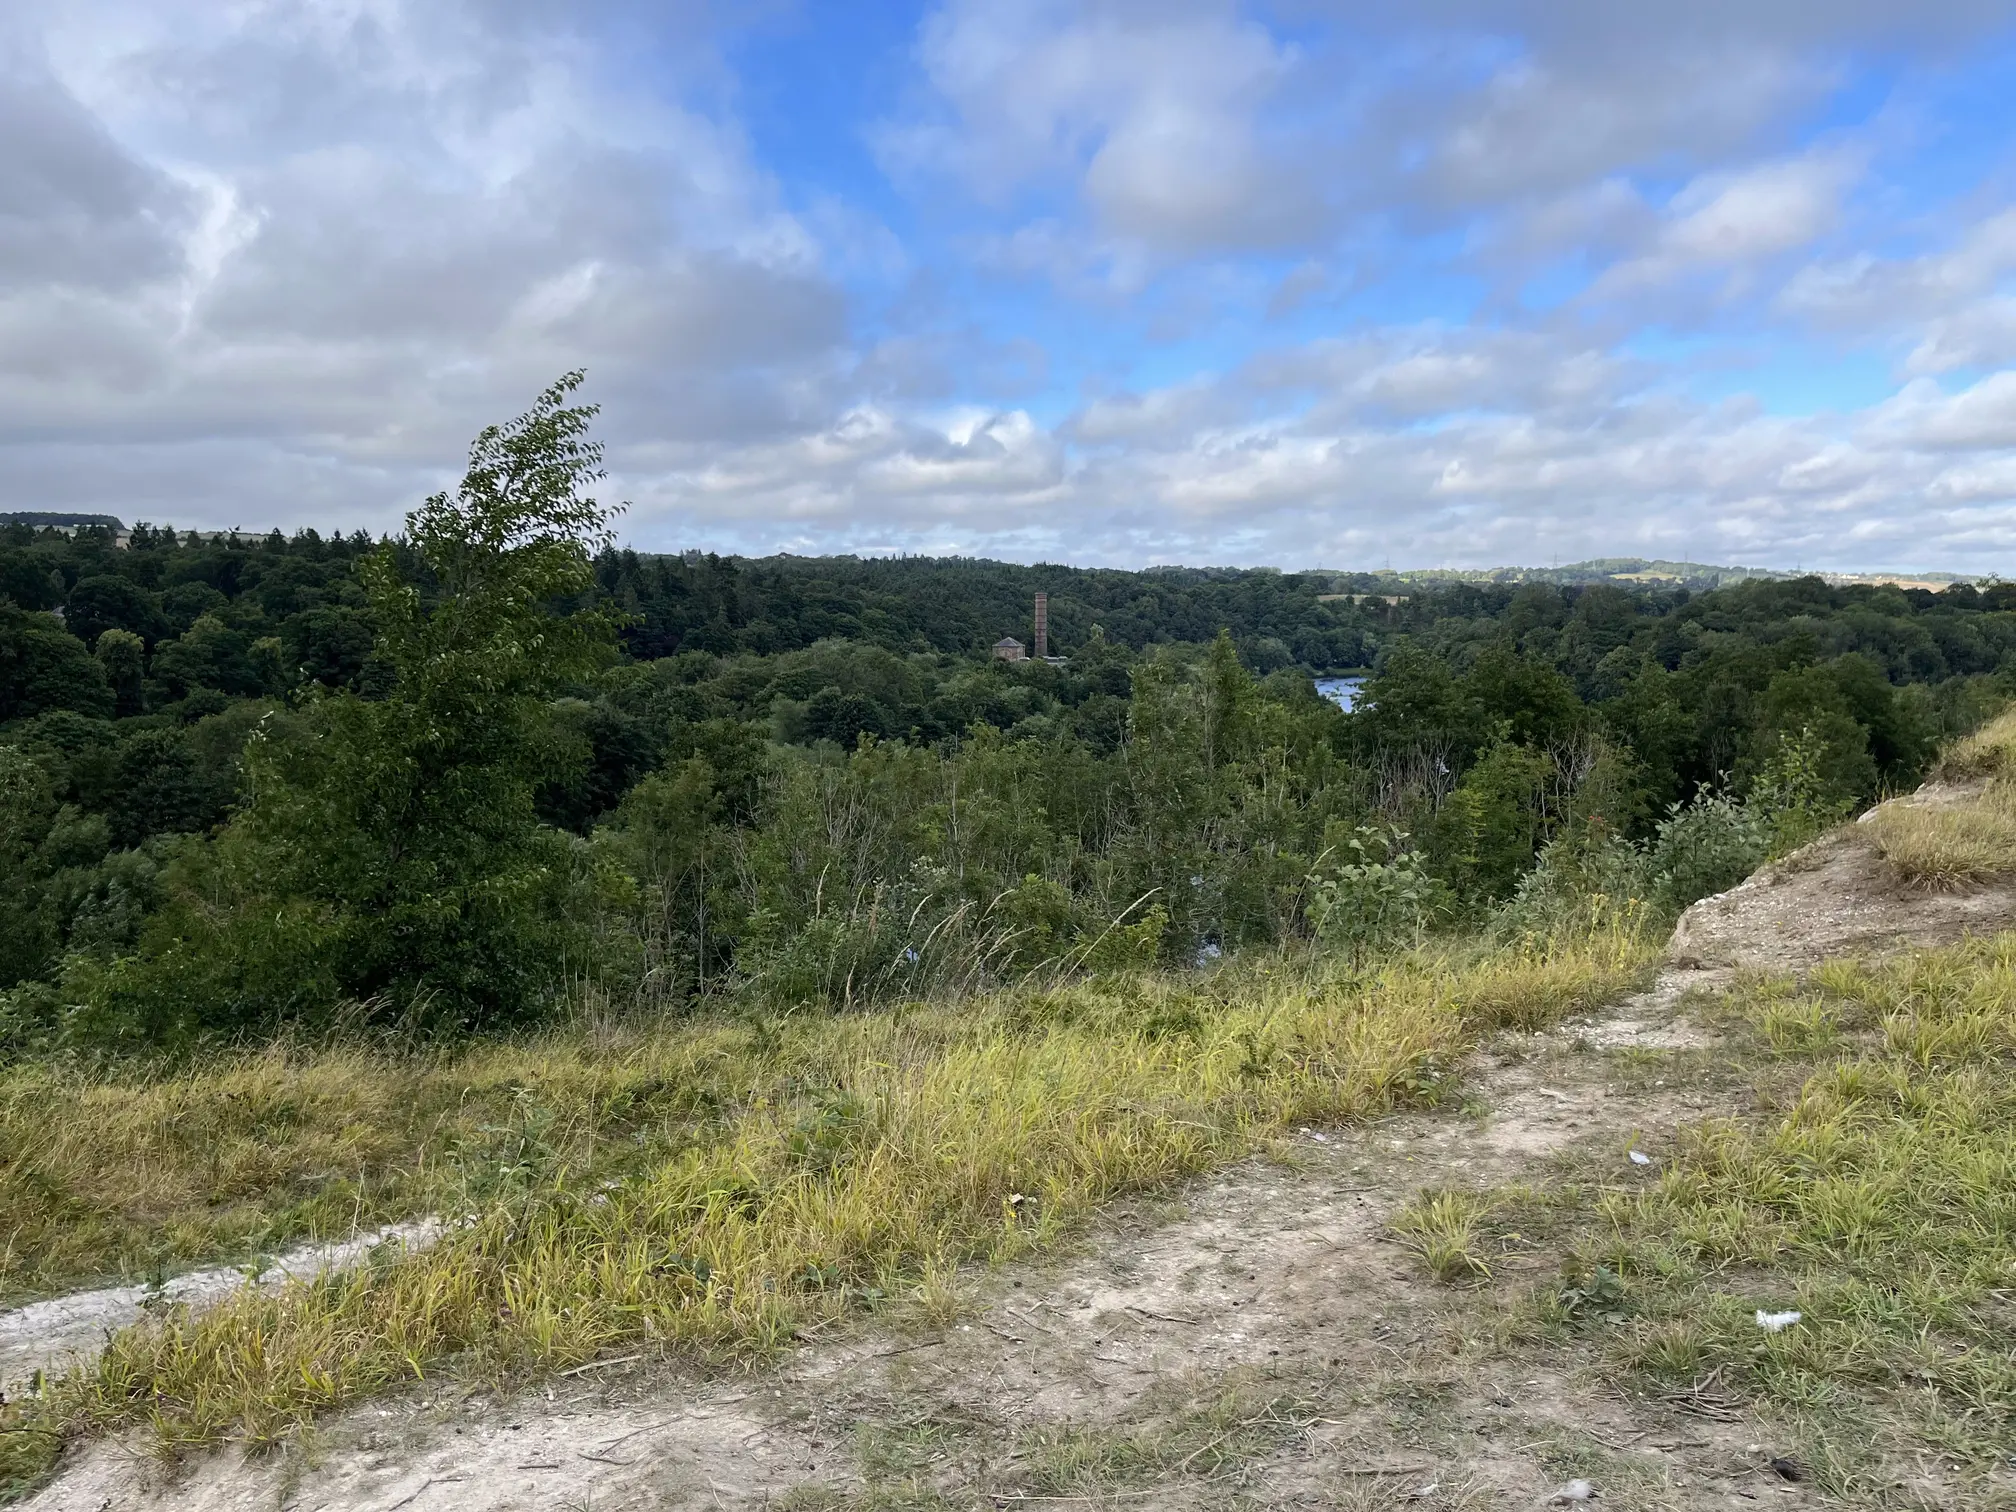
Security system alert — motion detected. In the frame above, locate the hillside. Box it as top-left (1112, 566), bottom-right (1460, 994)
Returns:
top-left (9, 727), bottom-right (2016, 1508)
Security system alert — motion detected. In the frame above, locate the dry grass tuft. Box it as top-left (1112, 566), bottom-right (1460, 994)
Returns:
top-left (1864, 707), bottom-right (2016, 889)
top-left (1935, 705), bottom-right (2016, 781)
top-left (1392, 1189), bottom-right (1497, 1281)
top-left (1866, 783), bottom-right (2016, 889)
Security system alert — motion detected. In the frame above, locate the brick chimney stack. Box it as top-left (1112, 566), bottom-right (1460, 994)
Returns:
top-left (1033, 592), bottom-right (1048, 658)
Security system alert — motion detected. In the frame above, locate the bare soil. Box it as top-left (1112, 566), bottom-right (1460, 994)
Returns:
top-left (14, 804), bottom-right (2010, 1512)
top-left (1669, 788), bottom-right (2016, 971)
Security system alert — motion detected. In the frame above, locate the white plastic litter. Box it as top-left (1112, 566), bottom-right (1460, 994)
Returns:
top-left (1628, 1150), bottom-right (1653, 1165)
top-left (1755, 1309), bottom-right (1802, 1332)
top-left (1547, 1480), bottom-right (1598, 1503)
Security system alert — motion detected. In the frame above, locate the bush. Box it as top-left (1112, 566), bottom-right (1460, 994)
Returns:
top-left (1306, 825), bottom-right (1444, 960)
top-left (1745, 725), bottom-right (1854, 856)
top-left (1498, 784), bottom-right (1768, 938)
top-left (1646, 789), bottom-right (1768, 910)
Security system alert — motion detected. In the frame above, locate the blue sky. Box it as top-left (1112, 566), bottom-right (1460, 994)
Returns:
top-left (6, 2), bottom-right (2016, 571)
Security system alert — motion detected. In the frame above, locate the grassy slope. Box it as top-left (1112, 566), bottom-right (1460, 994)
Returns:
top-left (1384, 720), bottom-right (2016, 1501)
top-left (0, 930), bottom-right (1648, 1484)
top-left (12, 718), bottom-right (2016, 1501)
top-left (1603, 948), bottom-right (2016, 1487)
top-left (1867, 707), bottom-right (2016, 889)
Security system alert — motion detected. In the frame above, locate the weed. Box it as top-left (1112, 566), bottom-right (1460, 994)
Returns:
top-left (1393, 1190), bottom-right (1496, 1282)
top-left (1553, 1264), bottom-right (1627, 1325)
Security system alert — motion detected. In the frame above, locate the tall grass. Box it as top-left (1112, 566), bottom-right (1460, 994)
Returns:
top-left (2, 1051), bottom-right (468, 1304)
top-left (1934, 705), bottom-right (2016, 782)
top-left (1, 928), bottom-right (1649, 1468)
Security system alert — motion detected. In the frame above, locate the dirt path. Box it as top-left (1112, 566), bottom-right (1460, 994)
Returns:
top-left (18, 811), bottom-right (2010, 1512)
top-left (11, 971), bottom-right (1784, 1512)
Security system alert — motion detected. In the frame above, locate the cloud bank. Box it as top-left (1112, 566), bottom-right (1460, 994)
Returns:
top-left (2, 0), bottom-right (2015, 570)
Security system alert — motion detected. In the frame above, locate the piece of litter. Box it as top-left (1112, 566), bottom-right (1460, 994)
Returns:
top-left (1628, 1150), bottom-right (1653, 1166)
top-left (1754, 1309), bottom-right (1801, 1332)
top-left (1547, 1480), bottom-right (1597, 1503)
top-left (1407, 1484), bottom-right (1438, 1501)
top-left (1309, 1131), bottom-right (1330, 1143)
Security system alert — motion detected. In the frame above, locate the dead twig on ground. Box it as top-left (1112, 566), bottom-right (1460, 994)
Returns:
top-left (556, 1352), bottom-right (641, 1377)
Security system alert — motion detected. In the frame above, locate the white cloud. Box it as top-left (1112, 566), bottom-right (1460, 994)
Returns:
top-left (884, 0), bottom-right (1334, 268)
top-left (1873, 372), bottom-right (2016, 450)
top-left (612, 315), bottom-right (2016, 571)
top-left (1780, 208), bottom-right (2016, 372)
top-left (0, 0), bottom-right (853, 523)
top-left (5, 0), bottom-right (2016, 577)
top-left (1593, 150), bottom-right (1861, 297)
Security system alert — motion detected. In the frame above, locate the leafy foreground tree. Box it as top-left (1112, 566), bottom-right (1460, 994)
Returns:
top-left (55, 374), bottom-right (623, 1045)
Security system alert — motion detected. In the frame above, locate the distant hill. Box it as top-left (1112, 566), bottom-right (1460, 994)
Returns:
top-left (0, 513), bottom-right (125, 532)
top-left (1369, 558), bottom-right (1779, 589)
top-left (1359, 558), bottom-right (1985, 591)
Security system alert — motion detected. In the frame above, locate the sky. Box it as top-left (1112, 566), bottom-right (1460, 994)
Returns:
top-left (5, 2), bottom-right (2016, 572)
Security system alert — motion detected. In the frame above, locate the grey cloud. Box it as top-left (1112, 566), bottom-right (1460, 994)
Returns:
top-left (1067, 380), bottom-right (1248, 446)
top-left (1873, 373), bottom-right (2016, 451)
top-left (617, 326), bottom-right (2016, 573)
top-left (896, 0), bottom-right (2014, 300)
top-left (6, 0), bottom-right (2015, 578)
top-left (889, 0), bottom-right (1344, 262)
top-left (1241, 327), bottom-right (1645, 422)
top-left (1, 432), bottom-right (427, 533)
top-left (0, 53), bottom-right (195, 291)
top-left (854, 332), bottom-right (1049, 401)
top-left (1909, 300), bottom-right (2016, 375)
top-left (1350, 0), bottom-right (2016, 54)
top-left (1405, 49), bottom-right (1821, 211)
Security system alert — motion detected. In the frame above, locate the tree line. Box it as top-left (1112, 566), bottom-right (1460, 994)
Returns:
top-left (4, 378), bottom-right (2012, 1053)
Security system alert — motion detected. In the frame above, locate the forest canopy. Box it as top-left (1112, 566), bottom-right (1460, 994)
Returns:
top-left (4, 380), bottom-right (2012, 1051)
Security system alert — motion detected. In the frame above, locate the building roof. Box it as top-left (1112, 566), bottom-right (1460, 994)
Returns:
top-left (994, 637), bottom-right (1024, 648)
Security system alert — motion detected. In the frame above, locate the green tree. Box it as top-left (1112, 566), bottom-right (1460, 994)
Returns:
top-left (0, 605), bottom-right (113, 721)
top-left (76, 374), bottom-right (625, 1040)
top-left (0, 746), bottom-right (58, 986)
top-left (1439, 737), bottom-right (1554, 900)
top-left (1746, 665), bottom-right (1877, 807)
top-left (94, 628), bottom-right (145, 716)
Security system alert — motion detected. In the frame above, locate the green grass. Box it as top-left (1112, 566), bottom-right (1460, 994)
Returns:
top-left (0, 928), bottom-right (1651, 1484)
top-left (1420, 936), bottom-right (2016, 1503)
top-left (1391, 1189), bottom-right (1497, 1282)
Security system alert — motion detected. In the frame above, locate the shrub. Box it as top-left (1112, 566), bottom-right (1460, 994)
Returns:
top-left (1305, 825), bottom-right (1443, 960)
top-left (1646, 789), bottom-right (1768, 910)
